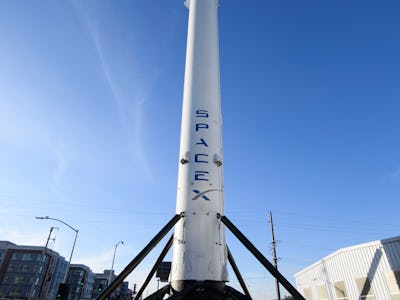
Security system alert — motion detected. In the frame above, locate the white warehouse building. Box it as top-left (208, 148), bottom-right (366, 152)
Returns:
top-left (295, 236), bottom-right (400, 300)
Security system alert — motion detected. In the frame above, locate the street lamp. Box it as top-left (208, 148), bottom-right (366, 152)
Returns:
top-left (35, 216), bottom-right (79, 283)
top-left (109, 241), bottom-right (124, 285)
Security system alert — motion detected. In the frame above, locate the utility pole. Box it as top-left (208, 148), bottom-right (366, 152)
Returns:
top-left (269, 211), bottom-right (281, 300)
top-left (30, 226), bottom-right (57, 300)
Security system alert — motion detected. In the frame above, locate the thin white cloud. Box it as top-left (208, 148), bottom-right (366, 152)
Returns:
top-left (72, 3), bottom-right (154, 182)
top-left (0, 102), bottom-right (53, 153)
top-left (0, 227), bottom-right (47, 247)
top-left (90, 27), bottom-right (153, 182)
top-left (0, 102), bottom-right (70, 193)
top-left (77, 249), bottom-right (114, 273)
top-left (0, 207), bottom-right (13, 214)
top-left (51, 141), bottom-right (68, 193)
top-left (89, 24), bottom-right (124, 117)
top-left (129, 97), bottom-right (154, 182)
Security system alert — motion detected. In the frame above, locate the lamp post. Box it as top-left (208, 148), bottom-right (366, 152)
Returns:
top-left (35, 216), bottom-right (79, 283)
top-left (108, 241), bottom-right (124, 286)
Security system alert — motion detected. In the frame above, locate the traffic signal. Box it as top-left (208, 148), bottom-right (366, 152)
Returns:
top-left (56, 283), bottom-right (70, 300)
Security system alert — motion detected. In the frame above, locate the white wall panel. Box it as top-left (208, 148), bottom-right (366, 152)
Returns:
top-left (295, 236), bottom-right (400, 300)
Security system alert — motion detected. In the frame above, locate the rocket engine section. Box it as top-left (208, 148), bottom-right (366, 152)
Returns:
top-left (171, 0), bottom-right (228, 291)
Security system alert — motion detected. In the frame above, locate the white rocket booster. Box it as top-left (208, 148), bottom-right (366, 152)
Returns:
top-left (171, 0), bottom-right (228, 291)
top-left (97, 1), bottom-right (305, 299)
top-left (96, 2), bottom-right (305, 299)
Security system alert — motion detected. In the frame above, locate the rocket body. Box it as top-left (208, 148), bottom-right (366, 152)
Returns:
top-left (171, 0), bottom-right (228, 290)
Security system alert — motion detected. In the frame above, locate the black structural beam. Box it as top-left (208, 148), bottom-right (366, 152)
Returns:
top-left (227, 246), bottom-right (252, 299)
top-left (218, 214), bottom-right (305, 300)
top-left (97, 213), bottom-right (182, 300)
top-left (135, 234), bottom-right (174, 300)
top-left (143, 284), bottom-right (171, 300)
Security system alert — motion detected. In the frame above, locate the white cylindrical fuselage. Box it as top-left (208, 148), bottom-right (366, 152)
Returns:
top-left (171, 0), bottom-right (228, 289)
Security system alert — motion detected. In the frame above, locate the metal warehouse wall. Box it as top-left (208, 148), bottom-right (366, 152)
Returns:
top-left (294, 236), bottom-right (400, 300)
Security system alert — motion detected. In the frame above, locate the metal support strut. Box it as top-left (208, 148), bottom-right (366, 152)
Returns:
top-left (227, 246), bottom-right (252, 298)
top-left (134, 234), bottom-right (174, 300)
top-left (96, 213), bottom-right (182, 300)
top-left (218, 214), bottom-right (305, 300)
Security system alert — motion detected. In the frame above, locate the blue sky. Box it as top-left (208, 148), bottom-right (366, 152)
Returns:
top-left (1, 1), bottom-right (400, 299)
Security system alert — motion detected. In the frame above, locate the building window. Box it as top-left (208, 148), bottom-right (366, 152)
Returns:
top-left (385, 270), bottom-right (400, 300)
top-left (21, 264), bottom-right (29, 272)
top-left (22, 253), bottom-right (32, 261)
top-left (36, 254), bottom-right (46, 262)
top-left (12, 288), bottom-right (22, 297)
top-left (356, 277), bottom-right (375, 300)
top-left (316, 284), bottom-right (328, 300)
top-left (7, 264), bottom-right (14, 271)
top-left (334, 281), bottom-right (348, 299)
top-left (303, 287), bottom-right (313, 300)
top-left (15, 276), bottom-right (25, 284)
